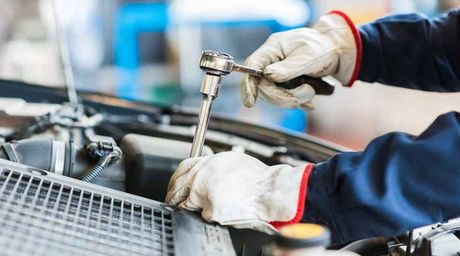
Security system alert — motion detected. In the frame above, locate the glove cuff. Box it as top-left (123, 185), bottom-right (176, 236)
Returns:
top-left (269, 164), bottom-right (314, 229)
top-left (328, 10), bottom-right (362, 87)
top-left (315, 11), bottom-right (362, 87)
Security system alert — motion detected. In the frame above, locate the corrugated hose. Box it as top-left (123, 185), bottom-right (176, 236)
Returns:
top-left (81, 151), bottom-right (117, 183)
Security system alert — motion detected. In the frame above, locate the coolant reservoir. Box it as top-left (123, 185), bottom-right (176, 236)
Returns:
top-left (265, 224), bottom-right (359, 256)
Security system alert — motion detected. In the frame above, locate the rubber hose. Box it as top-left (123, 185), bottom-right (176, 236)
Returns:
top-left (339, 237), bottom-right (390, 255)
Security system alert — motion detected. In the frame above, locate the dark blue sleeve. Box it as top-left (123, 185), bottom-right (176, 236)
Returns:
top-left (303, 112), bottom-right (460, 244)
top-left (358, 9), bottom-right (460, 91)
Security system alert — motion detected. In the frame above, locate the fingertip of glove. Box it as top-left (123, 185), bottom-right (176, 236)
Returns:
top-left (264, 61), bottom-right (298, 83)
top-left (263, 67), bottom-right (279, 81)
top-left (164, 192), bottom-right (175, 205)
top-left (242, 95), bottom-right (255, 108)
top-left (240, 76), bottom-right (258, 108)
top-left (167, 157), bottom-right (201, 192)
top-left (178, 156), bottom-right (201, 168)
top-left (165, 186), bottom-right (190, 206)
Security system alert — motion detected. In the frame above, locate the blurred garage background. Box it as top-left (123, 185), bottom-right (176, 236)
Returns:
top-left (0, 0), bottom-right (459, 150)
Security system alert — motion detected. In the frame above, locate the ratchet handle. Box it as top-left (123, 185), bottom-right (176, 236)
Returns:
top-left (276, 75), bottom-right (335, 95)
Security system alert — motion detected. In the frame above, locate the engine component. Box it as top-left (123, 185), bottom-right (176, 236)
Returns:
top-left (81, 135), bottom-right (122, 182)
top-left (0, 137), bottom-right (124, 188)
top-left (122, 133), bottom-right (213, 201)
top-left (411, 221), bottom-right (460, 255)
top-left (0, 138), bottom-right (75, 176)
top-left (0, 97), bottom-right (60, 137)
top-left (339, 237), bottom-right (391, 255)
top-left (0, 158), bottom-right (236, 256)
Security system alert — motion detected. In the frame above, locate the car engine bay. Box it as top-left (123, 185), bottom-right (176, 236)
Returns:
top-left (0, 79), bottom-right (459, 256)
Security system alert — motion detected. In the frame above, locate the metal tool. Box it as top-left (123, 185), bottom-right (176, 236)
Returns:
top-left (50, 0), bottom-right (78, 109)
top-left (189, 50), bottom-right (335, 157)
top-left (199, 50), bottom-right (336, 94)
top-left (189, 51), bottom-right (228, 157)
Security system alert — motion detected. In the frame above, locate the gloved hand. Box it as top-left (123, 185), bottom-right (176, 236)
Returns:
top-left (241, 11), bottom-right (361, 109)
top-left (165, 152), bottom-right (313, 233)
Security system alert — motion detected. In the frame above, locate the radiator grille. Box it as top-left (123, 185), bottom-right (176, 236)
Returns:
top-left (0, 169), bottom-right (174, 256)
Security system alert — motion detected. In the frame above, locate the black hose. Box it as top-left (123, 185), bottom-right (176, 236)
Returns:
top-left (81, 155), bottom-right (110, 182)
top-left (339, 237), bottom-right (390, 255)
top-left (10, 115), bottom-right (53, 140)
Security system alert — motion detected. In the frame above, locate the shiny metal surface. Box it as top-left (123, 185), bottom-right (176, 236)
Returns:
top-left (199, 50), bottom-right (264, 77)
top-left (190, 73), bottom-right (222, 157)
top-left (191, 50), bottom-right (271, 157)
top-left (233, 64), bottom-right (264, 77)
top-left (52, 140), bottom-right (65, 175)
top-left (190, 94), bottom-right (213, 157)
top-left (189, 50), bottom-right (267, 157)
top-left (199, 50), bottom-right (234, 76)
top-left (200, 74), bottom-right (222, 97)
top-left (190, 51), bottom-right (233, 157)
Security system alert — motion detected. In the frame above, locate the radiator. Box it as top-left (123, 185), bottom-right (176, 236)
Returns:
top-left (0, 160), bottom-right (235, 256)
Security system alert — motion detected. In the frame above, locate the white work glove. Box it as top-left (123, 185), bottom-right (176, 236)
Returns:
top-left (165, 152), bottom-right (313, 233)
top-left (241, 11), bottom-right (361, 109)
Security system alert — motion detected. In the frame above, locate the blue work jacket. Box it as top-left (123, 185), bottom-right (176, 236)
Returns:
top-left (304, 9), bottom-right (460, 244)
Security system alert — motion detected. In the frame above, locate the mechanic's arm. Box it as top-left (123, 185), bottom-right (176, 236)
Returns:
top-left (359, 9), bottom-right (460, 91)
top-left (166, 112), bottom-right (460, 244)
top-left (304, 111), bottom-right (460, 243)
top-left (240, 9), bottom-right (460, 110)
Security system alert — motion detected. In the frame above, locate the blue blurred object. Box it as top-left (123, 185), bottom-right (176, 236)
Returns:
top-left (188, 19), bottom-right (294, 31)
top-left (114, 2), bottom-right (169, 99)
top-left (414, 0), bottom-right (439, 16)
top-left (281, 109), bottom-right (307, 132)
top-left (114, 1), bottom-right (309, 132)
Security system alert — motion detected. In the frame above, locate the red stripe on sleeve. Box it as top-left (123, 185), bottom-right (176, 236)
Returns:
top-left (328, 10), bottom-right (363, 87)
top-left (270, 163), bottom-right (314, 229)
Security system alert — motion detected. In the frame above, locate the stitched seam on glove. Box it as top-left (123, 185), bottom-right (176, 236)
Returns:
top-left (328, 10), bottom-right (363, 87)
top-left (270, 163), bottom-right (314, 229)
